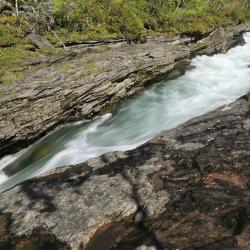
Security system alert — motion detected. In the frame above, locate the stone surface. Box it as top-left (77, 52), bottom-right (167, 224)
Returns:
top-left (0, 91), bottom-right (250, 249)
top-left (0, 24), bottom-right (249, 157)
top-left (0, 1), bottom-right (13, 13)
top-left (28, 33), bottom-right (51, 49)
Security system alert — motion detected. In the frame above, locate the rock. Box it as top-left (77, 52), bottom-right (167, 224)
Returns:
top-left (243, 118), bottom-right (250, 130)
top-left (1, 10), bottom-right (12, 16)
top-left (0, 1), bottom-right (13, 13)
top-left (3, 0), bottom-right (56, 32)
top-left (0, 24), bottom-right (249, 158)
top-left (136, 246), bottom-right (157, 250)
top-left (0, 91), bottom-right (250, 249)
top-left (134, 211), bottom-right (144, 224)
top-left (27, 33), bottom-right (51, 49)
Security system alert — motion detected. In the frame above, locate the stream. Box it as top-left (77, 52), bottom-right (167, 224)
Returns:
top-left (0, 33), bottom-right (250, 192)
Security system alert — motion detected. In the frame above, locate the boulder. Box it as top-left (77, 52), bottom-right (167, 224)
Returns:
top-left (27, 33), bottom-right (51, 49)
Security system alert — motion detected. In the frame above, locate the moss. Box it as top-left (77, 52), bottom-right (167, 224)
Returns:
top-left (57, 63), bottom-right (71, 75)
top-left (0, 0), bottom-right (249, 85)
top-left (40, 75), bottom-right (54, 82)
top-left (0, 24), bottom-right (24, 47)
top-left (0, 46), bottom-right (34, 84)
top-left (47, 27), bottom-right (118, 45)
top-left (85, 62), bottom-right (98, 73)
top-left (0, 72), bottom-right (24, 85)
top-left (39, 46), bottom-right (59, 55)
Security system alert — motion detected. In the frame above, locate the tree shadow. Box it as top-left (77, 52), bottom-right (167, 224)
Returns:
top-left (19, 142), bottom-right (169, 248)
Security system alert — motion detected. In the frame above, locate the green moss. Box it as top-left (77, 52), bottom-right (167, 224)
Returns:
top-left (0, 46), bottom-right (34, 84)
top-left (40, 75), bottom-right (54, 81)
top-left (0, 72), bottom-right (24, 85)
top-left (47, 26), bottom-right (118, 46)
top-left (39, 46), bottom-right (59, 55)
top-left (57, 63), bottom-right (72, 75)
top-left (0, 0), bottom-right (249, 85)
top-left (85, 62), bottom-right (98, 73)
top-left (0, 25), bottom-right (24, 47)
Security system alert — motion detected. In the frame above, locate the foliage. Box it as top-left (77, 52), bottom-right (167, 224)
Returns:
top-left (50, 0), bottom-right (250, 41)
top-left (1, 0), bottom-right (249, 44)
top-left (0, 0), bottom-right (249, 84)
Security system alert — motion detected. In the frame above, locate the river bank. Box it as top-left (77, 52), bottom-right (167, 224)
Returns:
top-left (0, 23), bottom-right (250, 158)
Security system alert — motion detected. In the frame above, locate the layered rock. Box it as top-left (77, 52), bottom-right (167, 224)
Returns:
top-left (0, 90), bottom-right (250, 249)
top-left (0, 24), bottom-right (249, 157)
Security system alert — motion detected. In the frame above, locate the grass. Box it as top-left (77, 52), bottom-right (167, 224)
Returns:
top-left (85, 62), bottom-right (99, 73)
top-left (0, 47), bottom-right (32, 84)
top-left (0, 0), bottom-right (249, 84)
top-left (50, 0), bottom-right (250, 40)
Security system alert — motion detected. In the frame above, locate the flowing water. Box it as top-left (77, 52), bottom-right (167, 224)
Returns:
top-left (1, 33), bottom-right (250, 192)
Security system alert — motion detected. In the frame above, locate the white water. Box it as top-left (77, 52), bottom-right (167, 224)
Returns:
top-left (0, 33), bottom-right (250, 192)
top-left (0, 172), bottom-right (7, 184)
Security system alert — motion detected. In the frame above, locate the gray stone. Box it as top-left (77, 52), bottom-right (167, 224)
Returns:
top-left (243, 118), bottom-right (250, 130)
top-left (28, 33), bottom-right (51, 49)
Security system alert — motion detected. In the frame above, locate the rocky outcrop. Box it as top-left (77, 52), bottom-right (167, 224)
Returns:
top-left (0, 24), bottom-right (249, 158)
top-left (0, 89), bottom-right (250, 249)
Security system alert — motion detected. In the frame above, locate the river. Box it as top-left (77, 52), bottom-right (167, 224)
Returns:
top-left (0, 32), bottom-right (250, 192)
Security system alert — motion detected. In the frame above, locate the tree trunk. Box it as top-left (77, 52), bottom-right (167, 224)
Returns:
top-left (15, 0), bottom-right (19, 16)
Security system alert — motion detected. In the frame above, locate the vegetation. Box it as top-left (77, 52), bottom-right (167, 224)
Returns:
top-left (0, 0), bottom-right (249, 84)
top-left (50, 0), bottom-right (250, 40)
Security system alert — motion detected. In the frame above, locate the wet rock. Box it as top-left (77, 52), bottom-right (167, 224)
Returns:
top-left (0, 91), bottom-right (250, 249)
top-left (134, 212), bottom-right (144, 224)
top-left (0, 24), bottom-right (249, 157)
top-left (136, 246), bottom-right (157, 250)
top-left (0, 213), bottom-right (10, 249)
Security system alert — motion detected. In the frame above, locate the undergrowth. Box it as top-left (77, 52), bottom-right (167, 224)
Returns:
top-left (0, 0), bottom-right (249, 84)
